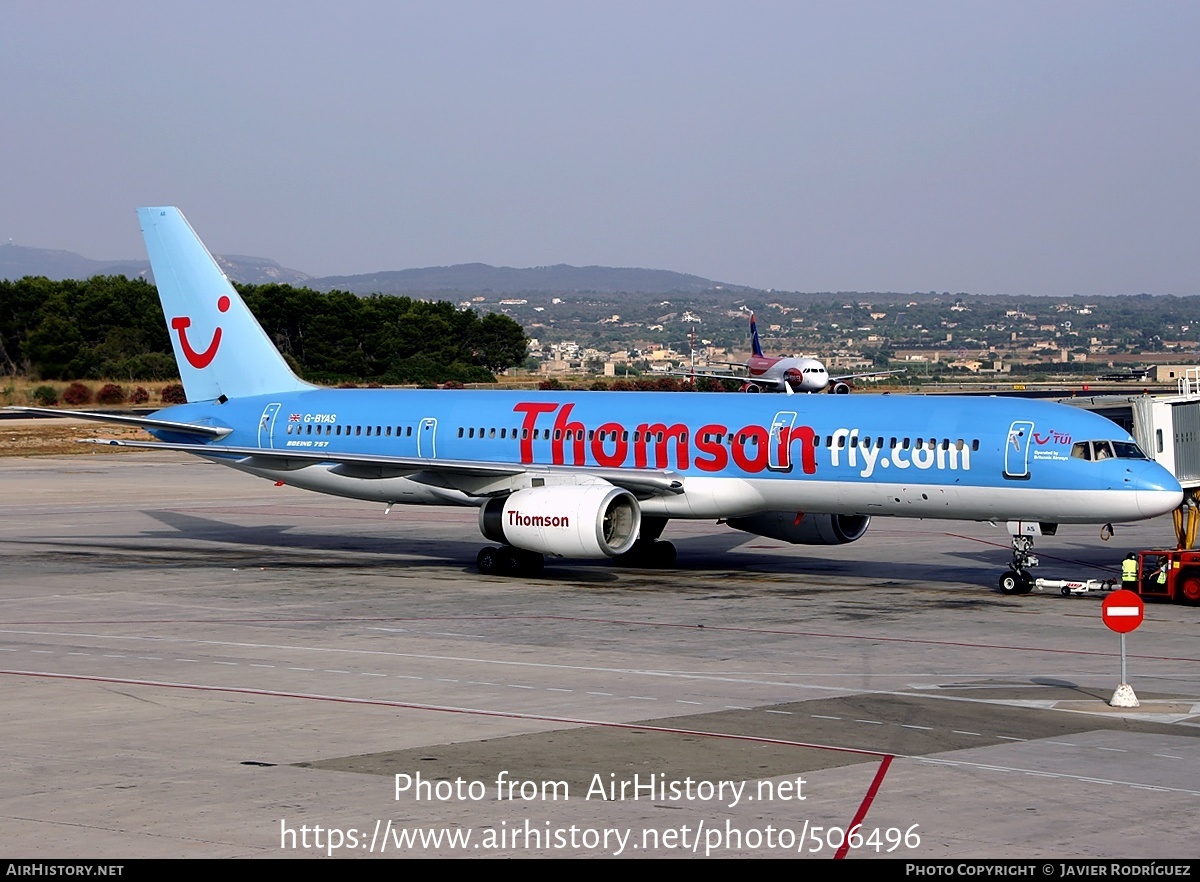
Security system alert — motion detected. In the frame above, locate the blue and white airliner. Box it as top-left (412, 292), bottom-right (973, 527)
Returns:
top-left (13, 208), bottom-right (1185, 591)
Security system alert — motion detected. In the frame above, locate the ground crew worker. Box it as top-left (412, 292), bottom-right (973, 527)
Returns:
top-left (1145, 556), bottom-right (1169, 593)
top-left (1121, 552), bottom-right (1138, 590)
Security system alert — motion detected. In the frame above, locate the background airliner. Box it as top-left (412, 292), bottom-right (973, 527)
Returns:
top-left (11, 208), bottom-right (1184, 592)
top-left (681, 313), bottom-right (903, 393)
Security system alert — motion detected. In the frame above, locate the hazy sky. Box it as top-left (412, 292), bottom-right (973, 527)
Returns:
top-left (3, 1), bottom-right (1198, 296)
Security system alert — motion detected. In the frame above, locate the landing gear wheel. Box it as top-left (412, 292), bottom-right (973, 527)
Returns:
top-left (477, 546), bottom-right (501, 575)
top-left (497, 546), bottom-right (522, 575)
top-left (649, 540), bottom-right (677, 568)
top-left (478, 546), bottom-right (544, 577)
top-left (615, 540), bottom-right (677, 569)
top-left (1017, 574), bottom-right (1034, 595)
top-left (1061, 586), bottom-right (1071, 597)
top-left (999, 571), bottom-right (1021, 595)
top-left (516, 549), bottom-right (545, 577)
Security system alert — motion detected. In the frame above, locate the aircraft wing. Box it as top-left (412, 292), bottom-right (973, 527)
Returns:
top-left (86, 438), bottom-right (685, 499)
top-left (667, 369), bottom-right (744, 383)
top-left (668, 370), bottom-right (793, 394)
top-left (5, 406), bottom-right (232, 439)
top-left (828, 368), bottom-right (906, 383)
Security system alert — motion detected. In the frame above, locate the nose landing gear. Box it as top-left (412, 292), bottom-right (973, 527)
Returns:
top-left (998, 532), bottom-right (1040, 595)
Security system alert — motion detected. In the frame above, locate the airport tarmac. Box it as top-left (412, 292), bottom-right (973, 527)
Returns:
top-left (1, 451), bottom-right (1197, 859)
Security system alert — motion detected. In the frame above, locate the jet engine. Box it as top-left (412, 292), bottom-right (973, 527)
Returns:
top-left (829, 381), bottom-right (852, 394)
top-left (479, 485), bottom-right (641, 558)
top-left (727, 512), bottom-right (870, 545)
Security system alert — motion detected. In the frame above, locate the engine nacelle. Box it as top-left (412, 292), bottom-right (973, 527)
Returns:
top-left (829, 381), bottom-right (852, 395)
top-left (479, 485), bottom-right (641, 558)
top-left (727, 512), bottom-right (870, 545)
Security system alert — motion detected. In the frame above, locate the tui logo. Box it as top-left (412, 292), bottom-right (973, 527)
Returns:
top-left (171, 295), bottom-right (230, 369)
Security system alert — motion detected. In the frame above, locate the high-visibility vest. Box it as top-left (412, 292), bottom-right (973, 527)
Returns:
top-left (1122, 559), bottom-right (1138, 581)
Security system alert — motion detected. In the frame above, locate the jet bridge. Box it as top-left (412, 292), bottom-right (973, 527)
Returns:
top-left (1063, 367), bottom-right (1200, 490)
top-left (1063, 368), bottom-right (1200, 550)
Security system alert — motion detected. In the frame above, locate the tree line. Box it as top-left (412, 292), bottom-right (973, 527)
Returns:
top-left (0, 276), bottom-right (529, 385)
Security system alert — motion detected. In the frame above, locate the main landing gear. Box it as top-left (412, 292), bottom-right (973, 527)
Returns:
top-left (998, 534), bottom-right (1039, 595)
top-left (474, 541), bottom-right (678, 575)
top-left (613, 539), bottom-right (678, 568)
top-left (476, 546), bottom-right (544, 577)
top-left (474, 517), bottom-right (679, 577)
top-left (612, 515), bottom-right (677, 568)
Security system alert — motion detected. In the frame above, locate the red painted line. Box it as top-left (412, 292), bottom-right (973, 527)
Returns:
top-left (834, 753), bottom-right (894, 860)
top-left (1, 618), bottom-right (1194, 662)
top-left (0, 668), bottom-right (889, 758)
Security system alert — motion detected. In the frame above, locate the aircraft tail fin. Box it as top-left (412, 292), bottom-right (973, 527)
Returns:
top-left (137, 207), bottom-right (312, 402)
top-left (749, 312), bottom-right (764, 358)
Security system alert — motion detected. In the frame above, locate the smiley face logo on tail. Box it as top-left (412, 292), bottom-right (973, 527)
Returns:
top-left (171, 295), bottom-right (230, 369)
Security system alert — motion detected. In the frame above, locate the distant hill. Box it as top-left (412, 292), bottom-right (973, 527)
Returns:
top-left (310, 263), bottom-right (733, 295)
top-left (0, 244), bottom-right (311, 286)
top-left (0, 244), bottom-right (141, 281)
top-left (0, 244), bottom-right (735, 295)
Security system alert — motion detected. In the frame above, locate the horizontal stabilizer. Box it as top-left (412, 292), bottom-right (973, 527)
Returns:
top-left (6, 407), bottom-right (232, 439)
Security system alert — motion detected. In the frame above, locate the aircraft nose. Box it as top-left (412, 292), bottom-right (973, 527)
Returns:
top-left (1131, 462), bottom-right (1183, 517)
top-left (1136, 488), bottom-right (1184, 518)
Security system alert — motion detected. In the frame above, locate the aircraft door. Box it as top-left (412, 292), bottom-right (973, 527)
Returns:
top-left (768, 410), bottom-right (798, 471)
top-left (418, 418), bottom-right (438, 459)
top-left (1004, 420), bottom-right (1034, 480)
top-left (258, 403), bottom-right (281, 448)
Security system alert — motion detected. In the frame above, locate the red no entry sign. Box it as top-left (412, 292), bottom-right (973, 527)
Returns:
top-left (1102, 589), bottom-right (1145, 633)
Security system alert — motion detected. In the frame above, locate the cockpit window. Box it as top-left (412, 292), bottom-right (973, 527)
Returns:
top-left (1111, 441), bottom-right (1148, 459)
top-left (1072, 440), bottom-right (1149, 461)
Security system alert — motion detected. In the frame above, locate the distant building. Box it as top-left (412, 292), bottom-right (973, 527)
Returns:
top-left (1156, 365), bottom-right (1200, 383)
